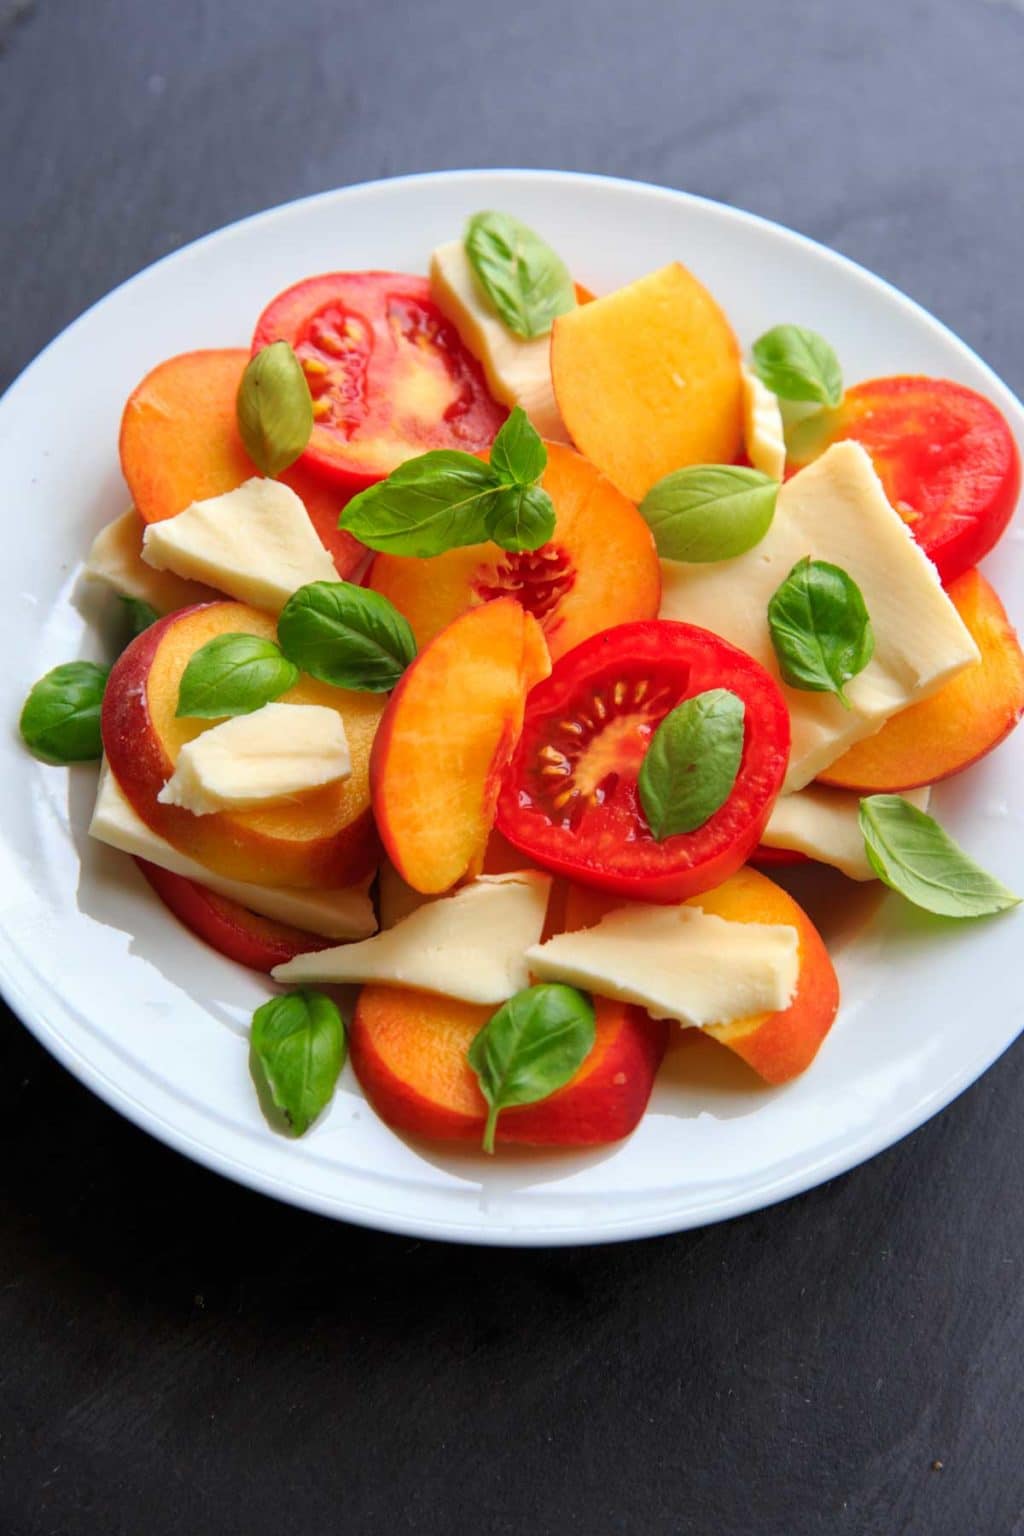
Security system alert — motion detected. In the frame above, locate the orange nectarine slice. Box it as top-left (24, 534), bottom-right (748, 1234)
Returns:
top-left (550, 262), bottom-right (743, 501)
top-left (103, 601), bottom-right (384, 888)
top-left (368, 441), bottom-right (660, 662)
top-left (370, 598), bottom-right (550, 895)
top-left (820, 568), bottom-right (1024, 792)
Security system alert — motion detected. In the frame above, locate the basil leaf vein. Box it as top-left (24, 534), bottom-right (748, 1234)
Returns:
top-left (237, 340), bottom-right (313, 478)
top-left (859, 795), bottom-right (1019, 918)
top-left (176, 633), bottom-right (299, 719)
top-left (751, 324), bottom-right (843, 408)
top-left (20, 661), bottom-right (109, 764)
top-left (640, 465), bottom-right (779, 562)
top-left (278, 581), bottom-right (416, 692)
top-left (638, 689), bottom-right (746, 839)
top-left (250, 989), bottom-right (345, 1136)
top-left (468, 983), bottom-right (595, 1153)
top-left (465, 211), bottom-right (575, 340)
top-left (767, 556), bottom-right (874, 707)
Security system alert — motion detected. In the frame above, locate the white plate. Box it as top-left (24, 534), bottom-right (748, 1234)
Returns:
top-left (1, 170), bottom-right (1021, 1246)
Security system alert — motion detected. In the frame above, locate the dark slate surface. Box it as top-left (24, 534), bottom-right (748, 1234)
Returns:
top-left (2, 1), bottom-right (1023, 1531)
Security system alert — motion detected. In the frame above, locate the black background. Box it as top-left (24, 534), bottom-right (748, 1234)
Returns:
top-left (3, 2), bottom-right (1023, 1532)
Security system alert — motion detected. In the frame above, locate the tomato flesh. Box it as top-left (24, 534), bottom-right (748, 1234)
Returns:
top-left (788, 376), bottom-right (1020, 584)
top-left (252, 271), bottom-right (507, 487)
top-left (496, 621), bottom-right (790, 903)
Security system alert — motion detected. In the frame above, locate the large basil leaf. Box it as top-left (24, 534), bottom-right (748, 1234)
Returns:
top-left (638, 689), bottom-right (746, 839)
top-left (176, 633), bottom-right (298, 719)
top-left (767, 556), bottom-right (873, 707)
top-left (751, 324), bottom-right (843, 408)
top-left (640, 465), bottom-right (779, 562)
top-left (277, 580), bottom-right (416, 692)
top-left (859, 795), bottom-right (1019, 918)
top-left (465, 211), bottom-right (575, 340)
top-left (250, 989), bottom-right (346, 1137)
top-left (340, 450), bottom-right (501, 557)
top-left (236, 340), bottom-right (313, 478)
top-left (468, 983), bottom-right (595, 1153)
top-left (20, 661), bottom-right (109, 764)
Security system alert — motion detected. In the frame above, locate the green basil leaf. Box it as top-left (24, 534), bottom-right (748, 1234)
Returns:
top-left (340, 449), bottom-right (502, 557)
top-left (859, 795), bottom-right (1020, 918)
top-left (20, 661), bottom-right (109, 764)
top-left (176, 633), bottom-right (298, 719)
top-left (751, 324), bottom-right (843, 408)
top-left (489, 405), bottom-right (548, 487)
top-left (468, 983), bottom-right (595, 1153)
top-left (638, 688), bottom-right (745, 839)
top-left (485, 482), bottom-right (556, 553)
top-left (236, 340), bottom-right (313, 478)
top-left (767, 556), bottom-right (874, 707)
top-left (640, 465), bottom-right (779, 562)
top-left (278, 580), bottom-right (416, 692)
top-left (118, 594), bottom-right (160, 642)
top-left (249, 989), bottom-right (345, 1137)
top-left (465, 211), bottom-right (575, 340)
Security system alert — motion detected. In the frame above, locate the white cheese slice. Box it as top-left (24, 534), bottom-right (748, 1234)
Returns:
top-left (740, 364), bottom-right (786, 479)
top-left (157, 703), bottom-right (351, 816)
top-left (430, 240), bottom-right (573, 442)
top-left (90, 761), bottom-right (375, 940)
top-left (273, 871), bottom-right (551, 1003)
top-left (525, 904), bottom-right (799, 1027)
top-left (659, 442), bottom-right (980, 791)
top-left (762, 783), bottom-right (931, 880)
top-left (85, 509), bottom-right (220, 611)
top-left (141, 477), bottom-right (337, 614)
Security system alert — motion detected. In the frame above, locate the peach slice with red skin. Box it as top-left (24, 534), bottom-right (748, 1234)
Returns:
top-left (368, 441), bottom-right (660, 662)
top-left (102, 601), bottom-right (383, 888)
top-left (370, 597), bottom-right (551, 895)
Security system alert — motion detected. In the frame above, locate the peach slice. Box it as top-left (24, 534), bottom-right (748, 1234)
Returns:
top-left (102, 601), bottom-right (384, 888)
top-left (368, 441), bottom-right (660, 662)
top-left (820, 568), bottom-right (1024, 792)
top-left (370, 598), bottom-right (550, 894)
top-left (550, 262), bottom-right (743, 501)
top-left (119, 349), bottom-right (365, 577)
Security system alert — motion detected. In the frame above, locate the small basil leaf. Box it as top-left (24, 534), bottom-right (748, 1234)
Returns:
top-left (859, 796), bottom-right (1020, 918)
top-left (237, 340), bottom-right (313, 478)
top-left (340, 449), bottom-right (502, 557)
top-left (489, 406), bottom-right (548, 487)
top-left (176, 633), bottom-right (298, 719)
top-left (249, 989), bottom-right (345, 1137)
top-left (118, 594), bottom-right (160, 642)
top-left (465, 211), bottom-right (575, 340)
top-left (277, 580), bottom-right (416, 692)
top-left (640, 465), bottom-right (779, 562)
top-left (638, 689), bottom-right (745, 840)
top-left (751, 324), bottom-right (843, 408)
top-left (767, 556), bottom-right (874, 707)
top-left (485, 482), bottom-right (556, 553)
top-left (20, 661), bottom-right (109, 764)
top-left (468, 983), bottom-right (595, 1154)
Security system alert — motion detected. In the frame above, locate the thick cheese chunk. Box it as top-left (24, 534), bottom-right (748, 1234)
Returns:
top-left (90, 762), bottom-right (375, 940)
top-left (659, 442), bottom-right (980, 790)
top-left (525, 904), bottom-right (799, 1027)
top-left (141, 477), bottom-right (337, 614)
top-left (740, 364), bottom-right (786, 479)
top-left (273, 871), bottom-right (551, 1003)
top-left (762, 783), bottom-right (930, 880)
top-left (430, 240), bottom-right (572, 441)
top-left (85, 509), bottom-right (219, 611)
top-left (157, 703), bottom-right (351, 816)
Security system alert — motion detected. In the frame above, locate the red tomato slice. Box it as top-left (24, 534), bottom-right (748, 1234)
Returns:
top-left (788, 376), bottom-right (1020, 583)
top-left (252, 271), bottom-right (507, 487)
top-left (495, 621), bottom-right (790, 903)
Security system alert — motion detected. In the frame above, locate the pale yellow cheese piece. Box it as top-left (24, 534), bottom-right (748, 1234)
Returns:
top-left (762, 783), bottom-right (931, 880)
top-left (273, 871), bottom-right (551, 1003)
top-left (141, 477), bottom-right (337, 614)
top-left (525, 904), bottom-right (799, 1027)
top-left (430, 240), bottom-right (572, 441)
top-left (659, 442), bottom-right (980, 791)
top-left (157, 703), bottom-right (351, 816)
top-left (85, 509), bottom-right (220, 611)
top-left (740, 364), bottom-right (786, 479)
top-left (90, 761), bottom-right (375, 940)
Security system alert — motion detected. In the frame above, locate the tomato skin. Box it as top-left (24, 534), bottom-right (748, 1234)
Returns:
top-left (788, 376), bottom-right (1020, 584)
top-left (496, 621), bottom-right (790, 904)
top-left (252, 271), bottom-right (506, 488)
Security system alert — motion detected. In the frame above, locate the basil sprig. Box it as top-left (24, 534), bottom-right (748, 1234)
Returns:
top-left (751, 325), bottom-right (843, 408)
top-left (465, 211), bottom-right (575, 340)
top-left (859, 796), bottom-right (1019, 918)
top-left (340, 406), bottom-right (555, 557)
top-left (20, 661), bottom-right (109, 764)
top-left (768, 556), bottom-right (874, 707)
top-left (250, 989), bottom-right (345, 1137)
top-left (278, 581), bottom-right (416, 692)
top-left (176, 633), bottom-right (298, 719)
top-left (640, 465), bottom-right (779, 562)
top-left (638, 689), bottom-right (745, 839)
top-left (468, 983), bottom-right (595, 1154)
top-left (237, 340), bottom-right (313, 478)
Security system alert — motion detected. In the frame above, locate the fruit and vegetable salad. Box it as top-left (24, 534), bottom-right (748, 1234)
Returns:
top-left (21, 209), bottom-right (1024, 1153)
